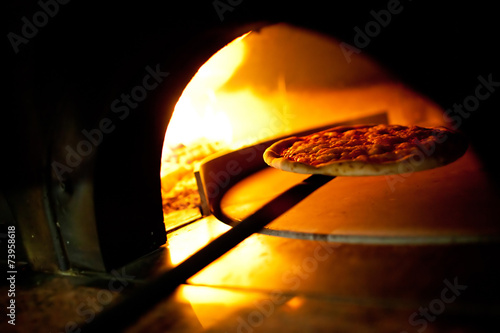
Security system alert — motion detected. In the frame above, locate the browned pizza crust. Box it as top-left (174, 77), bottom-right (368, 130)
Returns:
top-left (263, 124), bottom-right (468, 176)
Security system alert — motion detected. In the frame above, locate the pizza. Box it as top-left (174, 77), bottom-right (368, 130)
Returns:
top-left (263, 124), bottom-right (468, 176)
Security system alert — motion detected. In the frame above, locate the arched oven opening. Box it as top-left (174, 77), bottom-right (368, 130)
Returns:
top-left (160, 23), bottom-right (497, 247)
top-left (160, 24), bottom-right (401, 231)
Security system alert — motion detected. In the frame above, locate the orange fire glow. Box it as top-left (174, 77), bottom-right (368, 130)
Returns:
top-left (162, 32), bottom-right (249, 155)
top-left (160, 30), bottom-right (296, 225)
top-left (160, 32), bottom-right (266, 227)
top-left (160, 23), bottom-right (446, 226)
top-left (161, 30), bottom-right (297, 169)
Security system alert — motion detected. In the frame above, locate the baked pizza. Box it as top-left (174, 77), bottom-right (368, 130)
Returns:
top-left (263, 124), bottom-right (468, 176)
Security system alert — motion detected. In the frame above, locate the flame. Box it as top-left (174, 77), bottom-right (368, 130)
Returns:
top-left (163, 32), bottom-right (249, 153)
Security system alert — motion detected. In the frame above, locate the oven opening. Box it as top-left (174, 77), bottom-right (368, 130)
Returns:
top-left (159, 23), bottom-right (446, 231)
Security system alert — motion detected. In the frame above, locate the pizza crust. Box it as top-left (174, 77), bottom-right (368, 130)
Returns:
top-left (263, 125), bottom-right (468, 176)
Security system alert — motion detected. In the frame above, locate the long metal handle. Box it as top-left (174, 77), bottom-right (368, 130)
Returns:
top-left (79, 174), bottom-right (334, 332)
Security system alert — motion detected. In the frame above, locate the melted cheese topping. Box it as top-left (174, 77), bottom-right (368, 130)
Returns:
top-left (281, 125), bottom-right (447, 166)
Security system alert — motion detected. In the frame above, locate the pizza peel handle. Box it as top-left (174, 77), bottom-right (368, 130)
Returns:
top-left (78, 174), bottom-right (334, 333)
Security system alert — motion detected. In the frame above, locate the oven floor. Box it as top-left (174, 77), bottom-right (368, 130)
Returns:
top-left (3, 215), bottom-right (498, 332)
